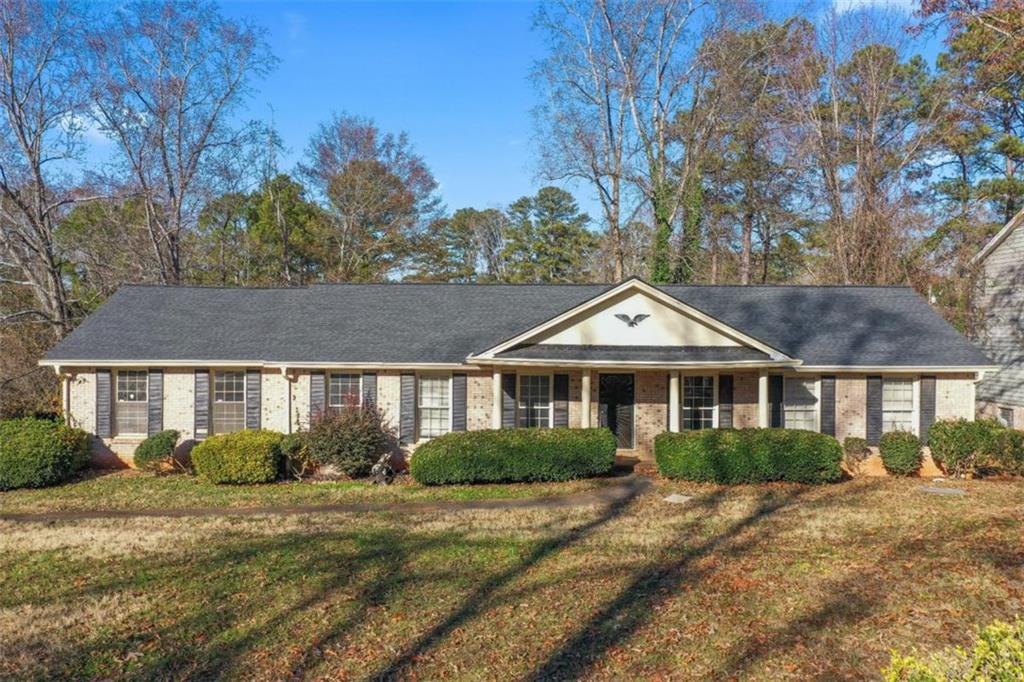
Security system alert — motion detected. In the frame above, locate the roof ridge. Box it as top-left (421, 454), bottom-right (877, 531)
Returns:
top-left (117, 282), bottom-right (915, 291)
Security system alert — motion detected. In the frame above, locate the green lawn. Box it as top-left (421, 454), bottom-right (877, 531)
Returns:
top-left (0, 469), bottom-right (617, 513)
top-left (1, 476), bottom-right (1022, 679)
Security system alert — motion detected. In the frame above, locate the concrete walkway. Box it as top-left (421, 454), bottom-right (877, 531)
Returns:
top-left (0, 475), bottom-right (653, 523)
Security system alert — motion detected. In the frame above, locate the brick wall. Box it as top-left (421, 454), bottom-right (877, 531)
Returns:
top-left (290, 370), bottom-right (311, 432)
top-left (466, 370), bottom-right (493, 431)
top-left (261, 370), bottom-right (290, 433)
top-left (634, 370), bottom-right (668, 455)
top-left (835, 374), bottom-right (868, 442)
top-left (733, 371), bottom-right (759, 428)
top-left (936, 373), bottom-right (976, 421)
top-left (67, 368), bottom-right (96, 433)
top-left (163, 368), bottom-right (194, 441)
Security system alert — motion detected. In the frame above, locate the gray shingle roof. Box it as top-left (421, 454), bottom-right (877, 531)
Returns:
top-left (43, 282), bottom-right (992, 368)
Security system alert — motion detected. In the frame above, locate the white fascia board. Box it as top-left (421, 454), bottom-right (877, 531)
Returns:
top-left (471, 278), bottom-right (792, 361)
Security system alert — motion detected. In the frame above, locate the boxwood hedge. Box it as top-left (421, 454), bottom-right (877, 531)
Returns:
top-left (0, 417), bottom-right (90, 490)
top-left (878, 431), bottom-right (922, 476)
top-left (133, 429), bottom-right (180, 471)
top-left (654, 428), bottom-right (843, 484)
top-left (409, 428), bottom-right (616, 485)
top-left (928, 418), bottom-right (1004, 477)
top-left (190, 430), bottom-right (283, 484)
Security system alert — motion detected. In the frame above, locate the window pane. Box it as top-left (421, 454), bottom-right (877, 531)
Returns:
top-left (682, 376), bottom-right (714, 430)
top-left (784, 377), bottom-right (818, 431)
top-left (115, 371), bottom-right (148, 434)
top-left (329, 374), bottom-right (361, 407)
top-left (518, 375), bottom-right (551, 428)
top-left (212, 371), bottom-right (246, 434)
top-left (116, 370), bottom-right (147, 403)
top-left (418, 375), bottom-right (450, 438)
top-left (882, 379), bottom-right (914, 433)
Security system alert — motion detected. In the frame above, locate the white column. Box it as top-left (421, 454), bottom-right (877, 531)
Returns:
top-left (581, 369), bottom-right (592, 428)
top-left (669, 371), bottom-right (680, 432)
top-left (491, 368), bottom-right (502, 429)
top-left (758, 370), bottom-right (769, 428)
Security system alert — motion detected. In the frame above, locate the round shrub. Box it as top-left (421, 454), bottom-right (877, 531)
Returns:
top-left (928, 419), bottom-right (1003, 477)
top-left (190, 430), bottom-right (283, 484)
top-left (307, 405), bottom-right (392, 478)
top-left (654, 428), bottom-right (843, 484)
top-left (878, 431), bottom-right (922, 476)
top-left (990, 428), bottom-right (1024, 477)
top-left (410, 428), bottom-right (616, 485)
top-left (133, 429), bottom-right (180, 471)
top-left (0, 417), bottom-right (90, 490)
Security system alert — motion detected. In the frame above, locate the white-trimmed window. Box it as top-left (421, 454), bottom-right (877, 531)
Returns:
top-left (518, 374), bottom-right (552, 428)
top-left (783, 377), bottom-right (818, 431)
top-left (212, 370), bottom-right (246, 435)
top-left (418, 374), bottom-right (451, 439)
top-left (682, 376), bottom-right (715, 430)
top-left (115, 370), bottom-right (148, 435)
top-left (882, 378), bottom-right (915, 433)
top-left (329, 373), bottom-right (361, 408)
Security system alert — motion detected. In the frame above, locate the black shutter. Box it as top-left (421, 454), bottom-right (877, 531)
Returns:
top-left (769, 375), bottom-right (784, 428)
top-left (194, 369), bottom-right (209, 440)
top-left (501, 373), bottom-right (516, 428)
top-left (147, 369), bottom-right (163, 436)
top-left (553, 374), bottom-right (569, 428)
top-left (310, 371), bottom-right (326, 420)
top-left (96, 369), bottom-right (112, 438)
top-left (866, 375), bottom-right (883, 446)
top-left (362, 372), bottom-right (377, 407)
top-left (245, 368), bottom-right (261, 430)
top-left (718, 374), bottom-right (734, 429)
top-left (452, 373), bottom-right (467, 431)
top-left (400, 373), bottom-right (416, 444)
top-left (820, 375), bottom-right (836, 437)
top-left (919, 376), bottom-right (936, 445)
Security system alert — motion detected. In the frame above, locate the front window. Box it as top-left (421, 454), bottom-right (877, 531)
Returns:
top-left (329, 373), bottom-right (361, 408)
top-left (418, 374), bottom-right (450, 439)
top-left (783, 377), bottom-right (818, 431)
top-left (518, 375), bottom-right (551, 428)
top-left (882, 378), bottom-right (914, 433)
top-left (682, 376), bottom-right (714, 430)
top-left (115, 370), bottom-right (148, 435)
top-left (212, 370), bottom-right (246, 434)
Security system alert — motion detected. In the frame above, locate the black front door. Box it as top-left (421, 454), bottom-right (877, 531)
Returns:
top-left (599, 373), bottom-right (635, 449)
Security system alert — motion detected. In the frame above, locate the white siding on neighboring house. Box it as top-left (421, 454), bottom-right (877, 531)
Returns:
top-left (977, 214), bottom-right (1024, 410)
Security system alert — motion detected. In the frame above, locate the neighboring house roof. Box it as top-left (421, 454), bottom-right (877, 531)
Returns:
top-left (42, 281), bottom-right (993, 368)
top-left (973, 207), bottom-right (1024, 264)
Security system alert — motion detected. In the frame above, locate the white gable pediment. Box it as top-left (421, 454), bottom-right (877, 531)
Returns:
top-left (534, 288), bottom-right (740, 347)
top-left (472, 279), bottom-right (789, 360)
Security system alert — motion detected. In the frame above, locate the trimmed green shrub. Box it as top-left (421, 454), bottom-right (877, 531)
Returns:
top-left (654, 428), bottom-right (843, 485)
top-left (190, 430), bottom-right (283, 484)
top-left (884, 619), bottom-right (1024, 681)
top-left (410, 428), bottom-right (616, 485)
top-left (991, 428), bottom-right (1024, 476)
top-left (280, 432), bottom-right (315, 479)
top-left (0, 417), bottom-right (90, 490)
top-left (879, 431), bottom-right (922, 476)
top-left (842, 436), bottom-right (871, 472)
top-left (306, 405), bottom-right (393, 478)
top-left (928, 418), bottom-right (1004, 477)
top-left (133, 429), bottom-right (180, 471)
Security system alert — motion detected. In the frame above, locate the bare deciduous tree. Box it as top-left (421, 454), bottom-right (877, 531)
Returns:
top-left (87, 0), bottom-right (275, 284)
top-left (0, 0), bottom-right (88, 337)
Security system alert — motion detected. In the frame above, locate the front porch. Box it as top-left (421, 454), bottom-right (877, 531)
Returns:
top-left (484, 367), bottom-right (772, 457)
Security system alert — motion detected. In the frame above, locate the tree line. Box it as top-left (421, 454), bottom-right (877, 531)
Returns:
top-left (0, 0), bottom-right (1021, 415)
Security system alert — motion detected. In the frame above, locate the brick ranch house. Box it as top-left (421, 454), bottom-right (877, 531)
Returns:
top-left (41, 278), bottom-right (994, 469)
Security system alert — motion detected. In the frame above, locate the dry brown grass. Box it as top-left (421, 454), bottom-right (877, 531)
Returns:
top-left (0, 477), bottom-right (1022, 680)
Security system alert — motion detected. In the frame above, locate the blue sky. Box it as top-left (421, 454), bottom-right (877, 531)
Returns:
top-left (220, 1), bottom-right (547, 214)
top-left (82, 0), bottom-right (928, 217)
